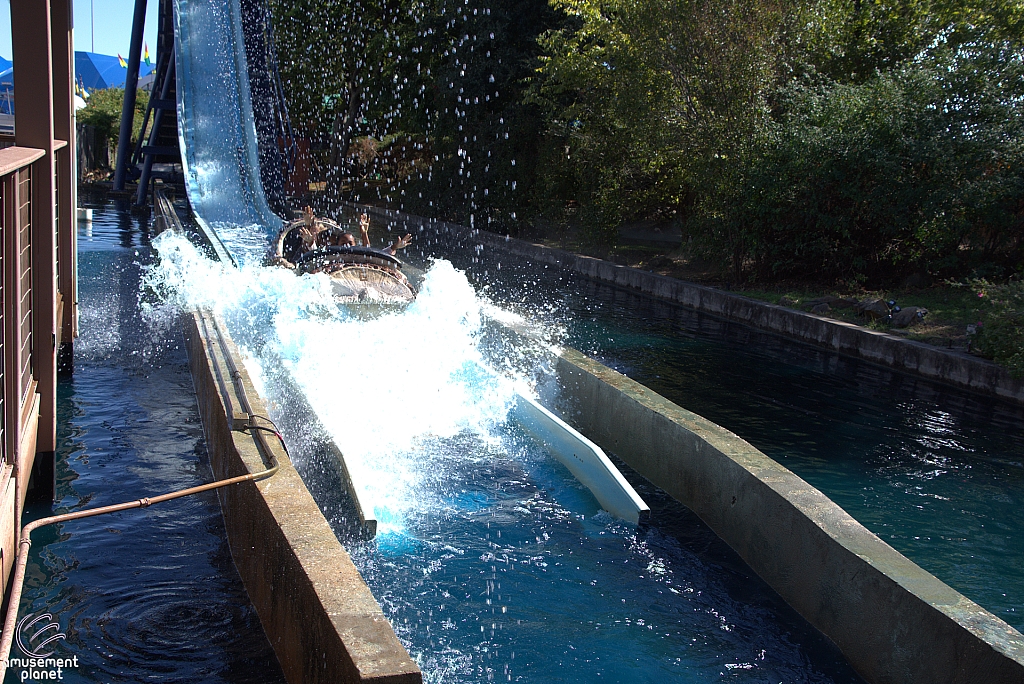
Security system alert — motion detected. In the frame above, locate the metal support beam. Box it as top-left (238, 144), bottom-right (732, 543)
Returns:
top-left (136, 48), bottom-right (176, 205)
top-left (112, 0), bottom-right (149, 191)
top-left (129, 50), bottom-right (167, 168)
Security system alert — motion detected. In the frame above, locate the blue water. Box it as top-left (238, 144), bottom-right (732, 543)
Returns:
top-left (427, 229), bottom-right (1024, 634)
top-left (288, 422), bottom-right (861, 684)
top-left (146, 211), bottom-right (853, 683)
top-left (6, 196), bottom-right (286, 683)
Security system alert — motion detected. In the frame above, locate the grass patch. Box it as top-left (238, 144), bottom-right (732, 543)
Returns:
top-left (530, 234), bottom-right (1004, 359)
top-left (730, 283), bottom-right (988, 351)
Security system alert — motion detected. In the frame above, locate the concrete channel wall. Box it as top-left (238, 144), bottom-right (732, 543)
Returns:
top-left (185, 310), bottom-right (421, 684)
top-left (362, 205), bottom-right (1024, 405)
top-left (552, 347), bottom-right (1024, 684)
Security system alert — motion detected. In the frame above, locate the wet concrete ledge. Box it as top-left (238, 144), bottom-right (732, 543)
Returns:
top-left (185, 310), bottom-right (421, 684)
top-left (552, 346), bottom-right (1024, 684)
top-left (363, 205), bottom-right (1024, 405)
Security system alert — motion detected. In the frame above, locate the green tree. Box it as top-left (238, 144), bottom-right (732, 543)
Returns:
top-left (798, 0), bottom-right (1024, 82)
top-left (691, 28), bottom-right (1024, 284)
top-left (530, 0), bottom-right (794, 244)
top-left (392, 0), bottom-right (561, 231)
top-left (77, 87), bottom-right (148, 152)
top-left (269, 0), bottom-right (396, 160)
top-left (269, 0), bottom-right (559, 230)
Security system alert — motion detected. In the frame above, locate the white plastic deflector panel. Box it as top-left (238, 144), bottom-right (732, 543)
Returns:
top-left (511, 392), bottom-right (650, 525)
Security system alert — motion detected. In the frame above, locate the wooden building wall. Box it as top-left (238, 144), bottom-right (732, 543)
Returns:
top-left (0, 0), bottom-right (77, 596)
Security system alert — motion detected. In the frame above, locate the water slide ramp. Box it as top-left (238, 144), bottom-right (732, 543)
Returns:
top-left (170, 0), bottom-right (648, 529)
top-left (173, 0), bottom-right (282, 265)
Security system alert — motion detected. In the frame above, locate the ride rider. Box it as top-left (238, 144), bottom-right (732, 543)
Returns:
top-left (356, 212), bottom-right (413, 255)
top-left (282, 208), bottom-right (412, 262)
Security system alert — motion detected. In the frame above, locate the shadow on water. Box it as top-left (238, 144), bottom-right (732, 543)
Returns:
top-left (9, 195), bottom-right (285, 684)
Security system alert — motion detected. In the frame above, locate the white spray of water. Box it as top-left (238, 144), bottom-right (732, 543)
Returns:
top-left (144, 231), bottom-right (533, 534)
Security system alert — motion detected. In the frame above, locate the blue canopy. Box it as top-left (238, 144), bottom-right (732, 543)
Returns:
top-left (75, 51), bottom-right (154, 92)
top-left (0, 53), bottom-right (152, 115)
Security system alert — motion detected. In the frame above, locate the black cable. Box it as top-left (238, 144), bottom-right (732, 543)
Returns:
top-left (236, 415), bottom-right (290, 456)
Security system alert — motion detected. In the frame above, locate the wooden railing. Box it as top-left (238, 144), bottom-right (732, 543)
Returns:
top-left (0, 142), bottom-right (73, 589)
top-left (1, 147), bottom-right (45, 469)
top-left (0, 0), bottom-right (78, 608)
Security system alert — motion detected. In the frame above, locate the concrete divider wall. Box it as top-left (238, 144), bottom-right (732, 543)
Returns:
top-left (185, 311), bottom-right (421, 684)
top-left (551, 347), bottom-right (1024, 684)
top-left (359, 204), bottom-right (1024, 405)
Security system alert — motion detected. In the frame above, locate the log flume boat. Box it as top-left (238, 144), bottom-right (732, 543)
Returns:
top-left (266, 214), bottom-right (416, 304)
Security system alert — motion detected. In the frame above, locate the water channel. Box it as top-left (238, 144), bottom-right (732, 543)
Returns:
top-left (430, 224), bottom-right (1024, 635)
top-left (11, 196), bottom-right (286, 683)
top-left (147, 209), bottom-right (863, 683)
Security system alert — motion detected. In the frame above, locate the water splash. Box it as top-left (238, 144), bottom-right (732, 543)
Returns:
top-left (143, 230), bottom-right (536, 534)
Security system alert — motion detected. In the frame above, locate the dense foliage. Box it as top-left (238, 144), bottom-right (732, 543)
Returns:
top-left (971, 279), bottom-right (1024, 377)
top-left (529, 0), bottom-right (1024, 284)
top-left (694, 32), bottom-right (1024, 284)
top-left (269, 0), bottom-right (559, 230)
top-left (77, 87), bottom-right (148, 154)
top-left (269, 0), bottom-right (1024, 286)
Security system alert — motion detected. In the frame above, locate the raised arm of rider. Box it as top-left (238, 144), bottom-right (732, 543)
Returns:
top-left (359, 213), bottom-right (371, 247)
top-left (383, 233), bottom-right (413, 255)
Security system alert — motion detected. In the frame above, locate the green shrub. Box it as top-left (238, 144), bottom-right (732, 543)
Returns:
top-left (77, 87), bottom-right (148, 150)
top-left (688, 28), bottom-right (1024, 285)
top-left (968, 279), bottom-right (1024, 377)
